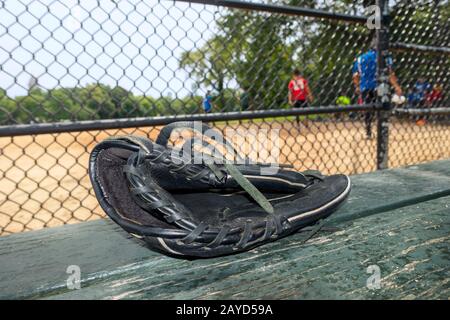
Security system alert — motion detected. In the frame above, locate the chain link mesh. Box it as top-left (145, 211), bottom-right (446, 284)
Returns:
top-left (0, 0), bottom-right (448, 235)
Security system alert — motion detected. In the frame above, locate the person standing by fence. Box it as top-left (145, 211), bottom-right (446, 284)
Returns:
top-left (336, 93), bottom-right (351, 120)
top-left (414, 78), bottom-right (432, 106)
top-left (288, 69), bottom-right (313, 125)
top-left (203, 91), bottom-right (214, 113)
top-left (353, 38), bottom-right (403, 139)
top-left (426, 83), bottom-right (443, 108)
top-left (239, 85), bottom-right (251, 111)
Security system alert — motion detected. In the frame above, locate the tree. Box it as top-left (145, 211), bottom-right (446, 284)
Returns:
top-left (180, 35), bottom-right (234, 109)
top-left (178, 1), bottom-right (370, 109)
top-left (28, 75), bottom-right (38, 92)
top-left (178, 0), bottom-right (448, 109)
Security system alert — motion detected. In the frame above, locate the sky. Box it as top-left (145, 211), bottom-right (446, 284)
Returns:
top-left (0, 0), bottom-right (397, 99)
top-left (0, 0), bottom-right (221, 98)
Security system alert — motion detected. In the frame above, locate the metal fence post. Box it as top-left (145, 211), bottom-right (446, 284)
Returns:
top-left (376, 0), bottom-right (391, 170)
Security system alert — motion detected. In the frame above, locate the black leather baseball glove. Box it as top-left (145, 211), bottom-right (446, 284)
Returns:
top-left (89, 121), bottom-right (351, 258)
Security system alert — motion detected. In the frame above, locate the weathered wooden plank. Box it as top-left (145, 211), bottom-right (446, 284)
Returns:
top-left (0, 159), bottom-right (449, 299)
top-left (0, 220), bottom-right (155, 299)
top-left (329, 158), bottom-right (450, 224)
top-left (44, 195), bottom-right (450, 300)
top-left (405, 158), bottom-right (450, 176)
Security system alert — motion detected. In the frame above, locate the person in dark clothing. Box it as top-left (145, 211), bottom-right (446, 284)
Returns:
top-left (239, 85), bottom-right (250, 111)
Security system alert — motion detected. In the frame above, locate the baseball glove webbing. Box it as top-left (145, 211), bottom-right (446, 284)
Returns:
top-left (89, 121), bottom-right (351, 258)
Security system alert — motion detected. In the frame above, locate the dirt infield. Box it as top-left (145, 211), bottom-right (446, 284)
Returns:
top-left (1, 118), bottom-right (449, 235)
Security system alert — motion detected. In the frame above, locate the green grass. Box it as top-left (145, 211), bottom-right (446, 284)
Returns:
top-left (213, 114), bottom-right (331, 126)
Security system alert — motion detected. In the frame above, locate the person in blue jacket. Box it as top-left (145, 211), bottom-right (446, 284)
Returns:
top-left (203, 91), bottom-right (214, 113)
top-left (353, 38), bottom-right (403, 139)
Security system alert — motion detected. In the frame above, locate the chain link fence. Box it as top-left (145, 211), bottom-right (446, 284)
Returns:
top-left (0, 0), bottom-right (449, 235)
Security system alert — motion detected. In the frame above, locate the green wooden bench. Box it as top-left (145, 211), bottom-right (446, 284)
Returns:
top-left (1, 159), bottom-right (449, 300)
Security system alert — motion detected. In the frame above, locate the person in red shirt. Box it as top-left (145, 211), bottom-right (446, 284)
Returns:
top-left (288, 69), bottom-right (314, 108)
top-left (425, 84), bottom-right (443, 108)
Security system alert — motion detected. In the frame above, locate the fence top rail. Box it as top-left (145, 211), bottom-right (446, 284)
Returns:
top-left (391, 42), bottom-right (450, 55)
top-left (0, 104), bottom-right (375, 137)
top-left (174, 0), bottom-right (368, 23)
top-left (394, 107), bottom-right (450, 115)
